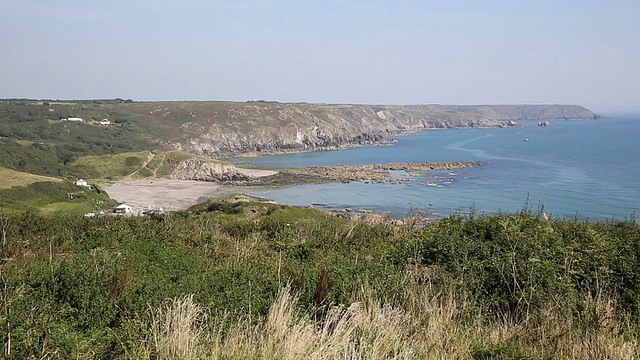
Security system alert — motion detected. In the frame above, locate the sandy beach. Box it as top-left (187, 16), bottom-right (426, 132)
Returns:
top-left (103, 168), bottom-right (278, 211)
top-left (103, 179), bottom-right (236, 210)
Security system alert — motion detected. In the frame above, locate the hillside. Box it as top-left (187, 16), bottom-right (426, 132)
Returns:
top-left (0, 166), bottom-right (114, 214)
top-left (0, 100), bottom-right (598, 161)
top-left (0, 178), bottom-right (115, 214)
top-left (113, 101), bottom-right (598, 156)
top-left (0, 166), bottom-right (63, 189)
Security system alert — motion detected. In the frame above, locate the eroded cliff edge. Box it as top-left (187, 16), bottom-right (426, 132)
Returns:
top-left (120, 102), bottom-right (597, 156)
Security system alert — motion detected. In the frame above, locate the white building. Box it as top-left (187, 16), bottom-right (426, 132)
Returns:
top-left (67, 117), bottom-right (83, 122)
top-left (99, 119), bottom-right (111, 125)
top-left (73, 179), bottom-right (91, 188)
top-left (114, 204), bottom-right (133, 214)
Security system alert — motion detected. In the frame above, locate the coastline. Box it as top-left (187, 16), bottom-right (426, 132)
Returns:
top-left (103, 116), bottom-right (611, 218)
top-left (102, 161), bottom-right (478, 213)
top-left (225, 117), bottom-right (609, 160)
top-left (225, 122), bottom-right (526, 159)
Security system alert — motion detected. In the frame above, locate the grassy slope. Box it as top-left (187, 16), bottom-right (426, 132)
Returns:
top-left (0, 180), bottom-right (116, 214)
top-left (0, 166), bottom-right (62, 189)
top-left (68, 150), bottom-right (225, 181)
top-left (0, 100), bottom-right (169, 177)
top-left (68, 150), bottom-right (150, 181)
top-left (0, 100), bottom-right (229, 211)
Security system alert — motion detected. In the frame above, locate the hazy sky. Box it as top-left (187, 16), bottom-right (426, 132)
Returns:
top-left (1, 0), bottom-right (638, 112)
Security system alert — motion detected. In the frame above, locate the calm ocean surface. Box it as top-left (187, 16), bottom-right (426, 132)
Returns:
top-left (232, 117), bottom-right (640, 220)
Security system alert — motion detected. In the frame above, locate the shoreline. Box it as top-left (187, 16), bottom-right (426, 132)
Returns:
top-left (223, 118), bottom-right (604, 160)
top-left (224, 122), bottom-right (525, 159)
top-left (102, 161), bottom-right (479, 213)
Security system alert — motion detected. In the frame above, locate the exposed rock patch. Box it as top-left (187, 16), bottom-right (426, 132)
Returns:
top-left (169, 158), bottom-right (249, 182)
top-left (290, 161), bottom-right (477, 183)
top-left (237, 161), bottom-right (477, 186)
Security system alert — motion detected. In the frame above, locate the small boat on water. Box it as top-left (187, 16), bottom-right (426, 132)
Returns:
top-left (524, 138), bottom-right (529, 142)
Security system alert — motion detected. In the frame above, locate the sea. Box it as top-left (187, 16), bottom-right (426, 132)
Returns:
top-left (231, 116), bottom-right (640, 221)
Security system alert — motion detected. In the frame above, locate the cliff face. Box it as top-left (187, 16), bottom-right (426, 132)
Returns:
top-left (119, 102), bottom-right (597, 156)
top-left (169, 158), bottom-right (248, 182)
top-left (179, 104), bottom-right (521, 156)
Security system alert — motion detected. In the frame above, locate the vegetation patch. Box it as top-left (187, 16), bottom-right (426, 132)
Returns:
top-left (67, 150), bottom-right (219, 181)
top-left (0, 207), bottom-right (637, 358)
top-left (0, 166), bottom-right (62, 190)
top-left (68, 151), bottom-right (149, 180)
top-left (0, 180), bottom-right (115, 213)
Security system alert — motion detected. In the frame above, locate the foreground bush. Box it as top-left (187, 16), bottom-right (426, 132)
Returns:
top-left (0, 206), bottom-right (638, 358)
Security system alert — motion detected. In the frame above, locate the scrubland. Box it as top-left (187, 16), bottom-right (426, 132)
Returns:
top-left (0, 202), bottom-right (638, 359)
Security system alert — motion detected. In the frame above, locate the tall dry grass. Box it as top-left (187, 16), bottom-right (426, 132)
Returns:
top-left (142, 285), bottom-right (639, 360)
top-left (147, 294), bottom-right (207, 360)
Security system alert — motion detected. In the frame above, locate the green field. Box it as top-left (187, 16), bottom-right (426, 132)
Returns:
top-left (0, 167), bottom-right (62, 189)
top-left (69, 151), bottom-right (150, 181)
top-left (39, 201), bottom-right (100, 215)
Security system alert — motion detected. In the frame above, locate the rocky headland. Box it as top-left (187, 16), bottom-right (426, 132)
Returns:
top-left (168, 158), bottom-right (250, 182)
top-left (118, 102), bottom-right (597, 157)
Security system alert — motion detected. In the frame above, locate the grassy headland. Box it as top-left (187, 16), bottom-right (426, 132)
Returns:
top-left (0, 99), bottom-right (598, 163)
top-left (0, 204), bottom-right (638, 358)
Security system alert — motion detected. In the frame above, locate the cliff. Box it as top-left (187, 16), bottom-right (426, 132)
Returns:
top-left (169, 158), bottom-right (248, 182)
top-left (114, 102), bottom-right (597, 156)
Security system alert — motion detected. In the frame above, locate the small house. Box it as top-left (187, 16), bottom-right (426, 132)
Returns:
top-left (73, 179), bottom-right (91, 188)
top-left (114, 204), bottom-right (133, 214)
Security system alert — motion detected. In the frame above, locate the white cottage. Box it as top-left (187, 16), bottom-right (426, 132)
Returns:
top-left (114, 204), bottom-right (133, 214)
top-left (73, 179), bottom-right (91, 188)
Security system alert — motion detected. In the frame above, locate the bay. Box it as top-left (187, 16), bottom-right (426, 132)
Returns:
top-left (232, 117), bottom-right (640, 220)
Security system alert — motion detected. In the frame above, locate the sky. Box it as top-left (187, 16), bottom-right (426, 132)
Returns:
top-left (1, 0), bottom-right (638, 112)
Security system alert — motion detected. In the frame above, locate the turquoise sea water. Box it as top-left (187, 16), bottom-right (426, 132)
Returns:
top-left (232, 117), bottom-right (640, 220)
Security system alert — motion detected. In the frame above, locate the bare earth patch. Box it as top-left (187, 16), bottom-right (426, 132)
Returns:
top-left (103, 179), bottom-right (238, 211)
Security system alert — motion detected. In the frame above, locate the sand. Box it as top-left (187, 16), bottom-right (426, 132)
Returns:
top-left (236, 168), bottom-right (278, 177)
top-left (103, 168), bottom-right (278, 211)
top-left (103, 179), bottom-right (238, 210)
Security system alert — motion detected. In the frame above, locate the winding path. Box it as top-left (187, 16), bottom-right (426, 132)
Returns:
top-left (121, 152), bottom-right (163, 181)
